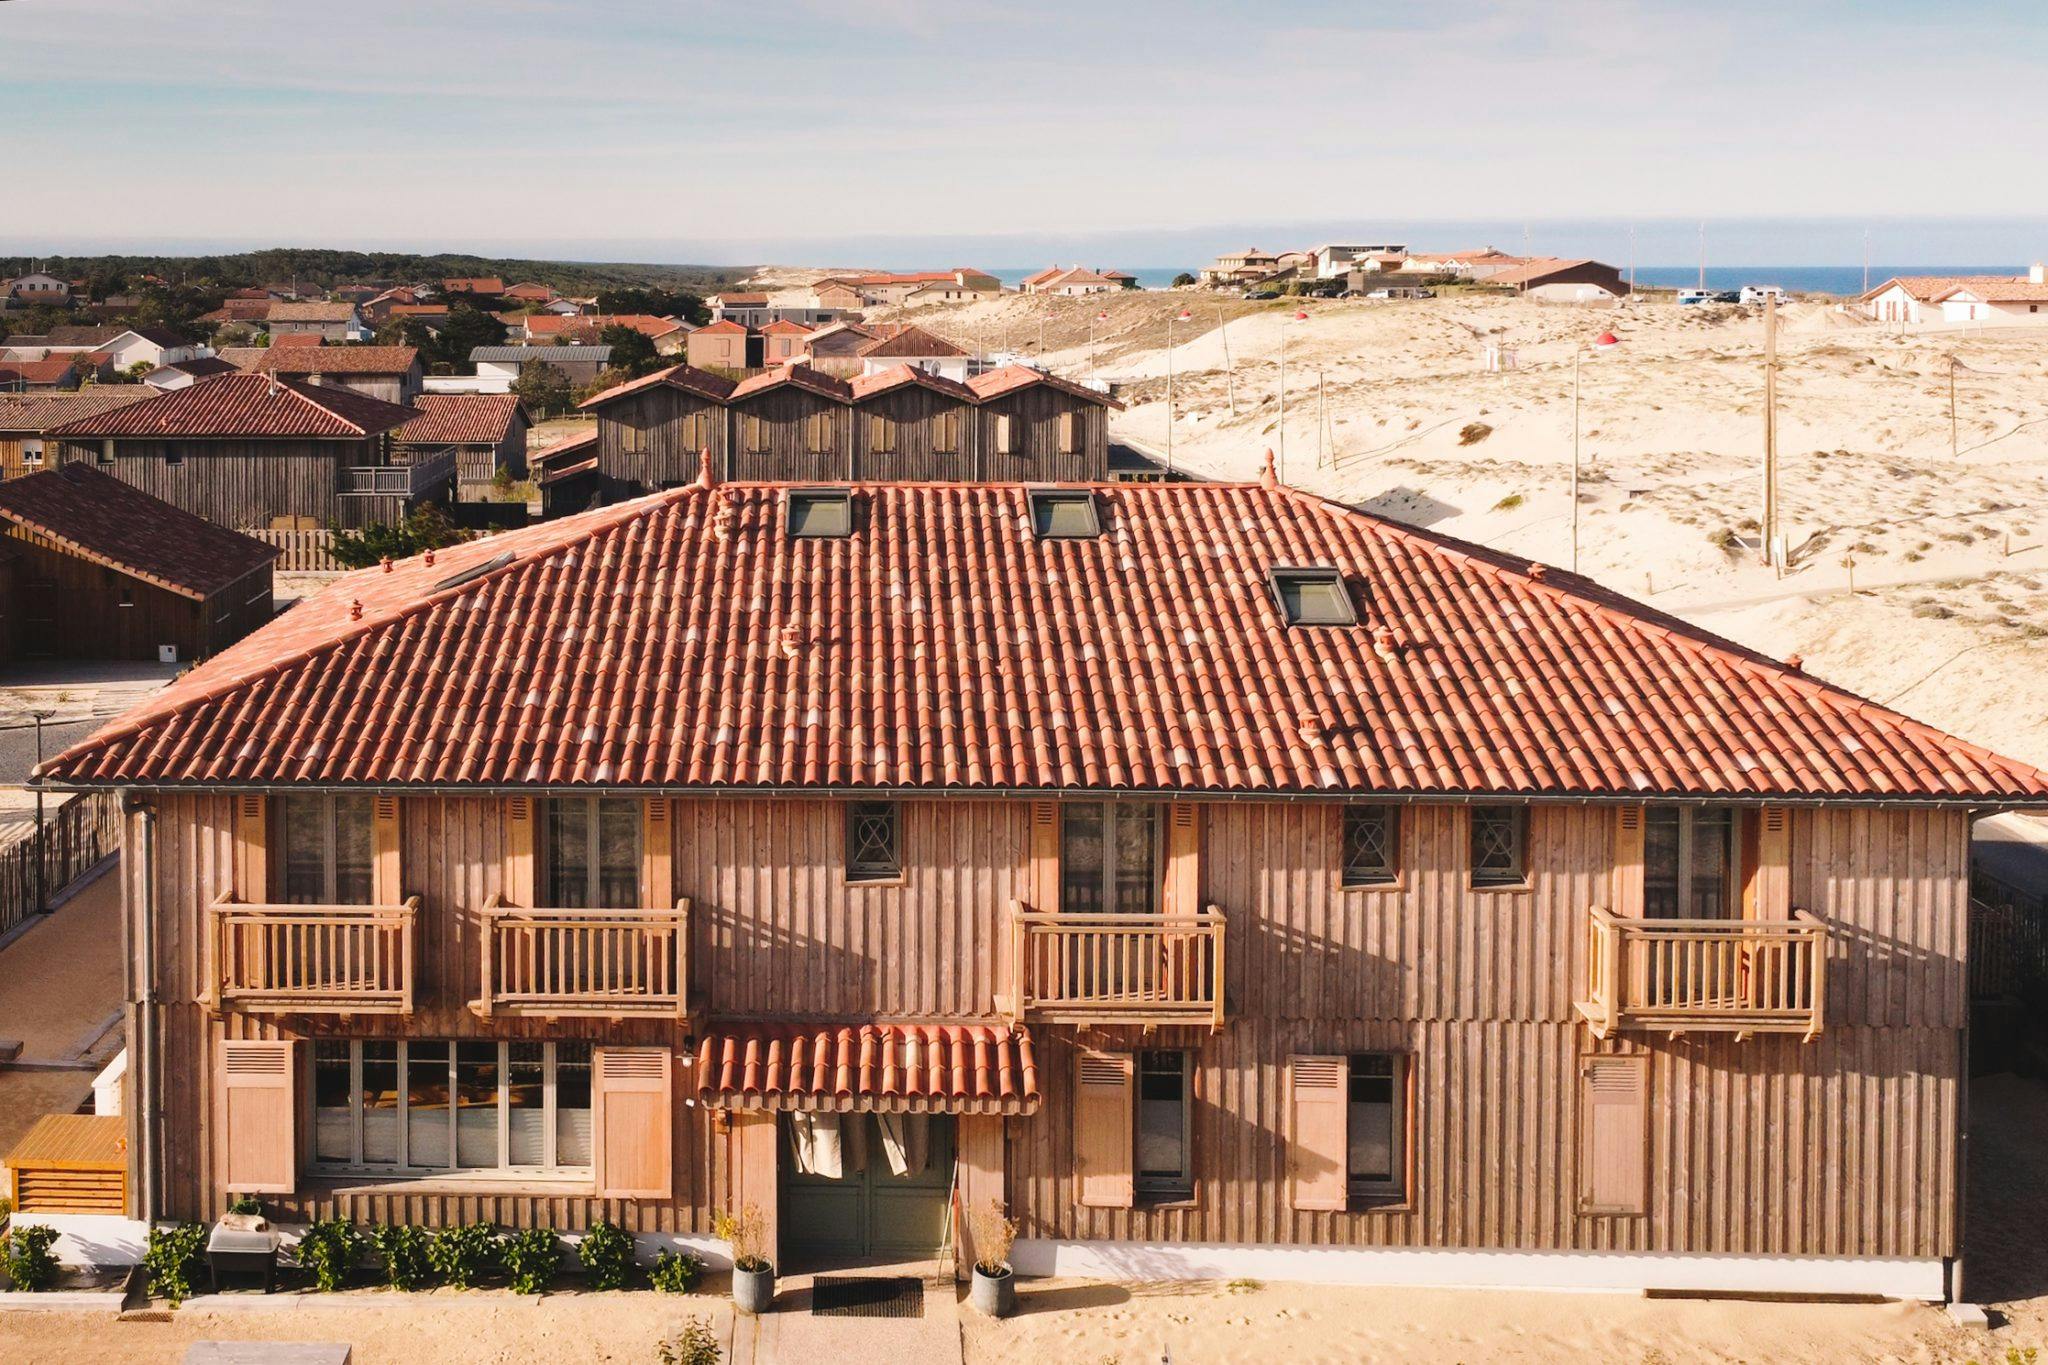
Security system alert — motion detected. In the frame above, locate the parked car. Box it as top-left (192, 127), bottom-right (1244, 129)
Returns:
top-left (1244, 289), bottom-right (1280, 300)
top-left (1713, 290), bottom-right (1742, 303)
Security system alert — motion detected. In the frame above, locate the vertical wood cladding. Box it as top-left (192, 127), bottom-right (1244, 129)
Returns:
top-left (727, 387), bottom-right (850, 482)
top-left (130, 793), bottom-right (1968, 1256)
top-left (850, 386), bottom-right (974, 481)
top-left (56, 437), bottom-right (370, 529)
top-left (974, 386), bottom-right (1108, 482)
top-left (597, 385), bottom-right (729, 497)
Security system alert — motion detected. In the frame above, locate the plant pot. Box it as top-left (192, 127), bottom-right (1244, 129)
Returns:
top-left (970, 1263), bottom-right (1015, 1317)
top-left (217, 1211), bottom-right (268, 1233)
top-left (732, 1262), bottom-right (775, 1315)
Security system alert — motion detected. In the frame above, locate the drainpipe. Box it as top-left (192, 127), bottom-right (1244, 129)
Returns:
top-left (125, 795), bottom-right (159, 1225)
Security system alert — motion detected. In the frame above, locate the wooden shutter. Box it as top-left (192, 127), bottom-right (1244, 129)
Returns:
top-left (371, 794), bottom-right (402, 905)
top-left (594, 1046), bottom-right (673, 1199)
top-left (1611, 804), bottom-right (1644, 917)
top-left (1165, 802), bottom-right (1201, 916)
top-left (1074, 1049), bottom-right (1134, 1208)
top-left (1028, 801), bottom-right (1059, 912)
top-left (1578, 1055), bottom-right (1648, 1215)
top-left (1752, 805), bottom-right (1790, 919)
top-left (217, 1040), bottom-right (295, 1195)
top-left (996, 413), bottom-right (1013, 455)
top-left (503, 797), bottom-right (536, 906)
top-left (1287, 1055), bottom-right (1348, 1211)
top-left (642, 798), bottom-right (672, 909)
top-left (232, 794), bottom-right (267, 902)
top-left (1057, 411), bottom-right (1076, 454)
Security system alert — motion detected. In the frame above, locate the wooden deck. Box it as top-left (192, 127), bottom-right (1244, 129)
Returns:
top-left (1577, 905), bottom-right (1828, 1040)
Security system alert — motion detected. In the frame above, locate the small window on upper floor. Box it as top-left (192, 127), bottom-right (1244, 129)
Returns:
top-left (1028, 488), bottom-right (1101, 539)
top-left (1269, 566), bottom-right (1357, 626)
top-left (844, 800), bottom-right (901, 883)
top-left (1340, 804), bottom-right (1399, 887)
top-left (787, 488), bottom-right (854, 538)
top-left (1469, 804), bottom-right (1528, 888)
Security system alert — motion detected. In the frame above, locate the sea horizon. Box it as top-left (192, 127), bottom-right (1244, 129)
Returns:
top-left (987, 264), bottom-right (2031, 296)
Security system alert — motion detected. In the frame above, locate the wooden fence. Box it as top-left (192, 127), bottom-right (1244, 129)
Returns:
top-left (0, 790), bottom-right (123, 939)
top-left (1971, 866), bottom-right (2048, 1002)
top-left (245, 527), bottom-right (341, 572)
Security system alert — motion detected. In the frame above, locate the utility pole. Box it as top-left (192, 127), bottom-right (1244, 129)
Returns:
top-left (1628, 223), bottom-right (1637, 293)
top-left (1862, 227), bottom-right (1871, 296)
top-left (1316, 369), bottom-right (1327, 468)
top-left (1762, 295), bottom-right (1780, 573)
top-left (1572, 346), bottom-right (1582, 573)
top-left (31, 709), bottom-right (51, 915)
top-left (1278, 316), bottom-right (1289, 484)
top-left (1950, 354), bottom-right (1959, 458)
top-left (1166, 307), bottom-right (1189, 476)
top-left (1698, 221), bottom-right (1707, 292)
top-left (1218, 308), bottom-right (1237, 417)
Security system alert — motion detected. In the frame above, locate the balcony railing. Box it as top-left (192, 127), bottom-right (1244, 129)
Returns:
top-left (343, 447), bottom-right (457, 498)
top-left (209, 894), bottom-right (418, 1014)
top-left (1006, 900), bottom-right (1226, 1030)
top-left (1577, 906), bottom-right (1828, 1040)
top-left (474, 894), bottom-right (691, 1019)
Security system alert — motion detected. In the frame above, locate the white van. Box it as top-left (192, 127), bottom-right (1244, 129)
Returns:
top-left (1677, 288), bottom-right (1714, 305)
top-left (1740, 285), bottom-right (1785, 305)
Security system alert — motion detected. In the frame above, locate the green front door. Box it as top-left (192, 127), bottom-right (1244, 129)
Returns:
top-left (781, 1113), bottom-right (955, 1265)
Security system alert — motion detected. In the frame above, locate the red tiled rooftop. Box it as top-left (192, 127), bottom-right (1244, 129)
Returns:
top-left (0, 390), bottom-right (157, 432)
top-left (729, 363), bottom-right (852, 404)
top-left (395, 393), bottom-right (526, 445)
top-left (578, 363), bottom-right (736, 410)
top-left (34, 476), bottom-right (2048, 802)
top-left (696, 1023), bottom-right (1040, 1115)
top-left (45, 372), bottom-right (419, 440)
top-left (856, 325), bottom-right (968, 360)
top-left (694, 319), bottom-right (748, 336)
top-left (848, 364), bottom-right (977, 404)
top-left (0, 464), bottom-right (276, 599)
top-left (269, 334), bottom-right (325, 349)
top-left (965, 363), bottom-right (1123, 408)
top-left (255, 345), bottom-right (419, 376)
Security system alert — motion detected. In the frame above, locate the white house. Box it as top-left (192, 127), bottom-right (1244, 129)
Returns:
top-left (1863, 266), bottom-right (2048, 325)
top-left (855, 324), bottom-right (972, 382)
top-left (4, 272), bottom-right (71, 304)
top-left (1307, 243), bottom-right (1409, 279)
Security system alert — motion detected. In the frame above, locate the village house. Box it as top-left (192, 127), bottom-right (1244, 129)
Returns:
top-left (470, 345), bottom-right (613, 392)
top-left (0, 390), bottom-right (156, 479)
top-left (685, 320), bottom-right (750, 372)
top-left (143, 356), bottom-right (241, 390)
top-left (1021, 266), bottom-right (1121, 297)
top-left (1199, 247), bottom-right (1281, 287)
top-left (0, 357), bottom-right (93, 392)
top-left (501, 282), bottom-right (556, 305)
top-left (264, 302), bottom-right (366, 342)
top-left (1401, 248), bottom-right (1528, 280)
top-left (707, 293), bottom-right (772, 328)
top-left (819, 269), bottom-right (1001, 308)
top-left (440, 277), bottom-right (506, 303)
top-left (1485, 258), bottom-right (1631, 304)
top-left (1862, 265), bottom-right (2048, 325)
top-left (253, 345), bottom-right (424, 405)
top-left (855, 323), bottom-right (972, 382)
top-left (1305, 245), bottom-right (1411, 279)
top-left (2, 325), bottom-right (204, 372)
top-left (0, 462), bottom-right (276, 663)
top-left (392, 393), bottom-right (530, 498)
top-left (809, 281), bottom-right (866, 313)
top-left (3, 271), bottom-right (73, 305)
top-left (36, 462), bottom-right (2042, 1301)
top-left (759, 319), bottom-right (811, 366)
top-left (531, 429), bottom-right (600, 518)
top-left (797, 321), bottom-right (878, 378)
top-left (44, 371), bottom-right (448, 531)
top-left (521, 314), bottom-right (690, 354)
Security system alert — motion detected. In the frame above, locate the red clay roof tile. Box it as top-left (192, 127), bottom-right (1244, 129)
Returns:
top-left (696, 1023), bottom-right (1040, 1115)
top-left (0, 464), bottom-right (276, 599)
top-left (45, 373), bottom-right (419, 439)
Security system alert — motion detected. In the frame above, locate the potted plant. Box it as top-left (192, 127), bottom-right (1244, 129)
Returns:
top-left (218, 1195), bottom-right (267, 1233)
top-left (965, 1199), bottom-right (1019, 1318)
top-left (713, 1205), bottom-right (773, 1314)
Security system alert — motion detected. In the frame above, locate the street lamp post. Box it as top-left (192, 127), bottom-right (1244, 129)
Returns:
top-left (31, 708), bottom-right (52, 915)
top-left (1572, 330), bottom-right (1622, 574)
top-left (1279, 309), bottom-right (1306, 484)
top-left (1167, 307), bottom-right (1190, 476)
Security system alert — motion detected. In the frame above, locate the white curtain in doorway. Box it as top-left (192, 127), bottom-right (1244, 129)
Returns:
top-left (788, 1111), bottom-right (844, 1178)
top-left (875, 1112), bottom-right (929, 1176)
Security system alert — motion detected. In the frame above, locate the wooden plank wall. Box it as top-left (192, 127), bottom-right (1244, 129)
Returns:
top-left (0, 527), bottom-right (209, 661)
top-left (599, 385), bottom-right (727, 497)
top-left (849, 387), bottom-right (972, 482)
top-left (1005, 801), bottom-right (1968, 1261)
top-left (727, 389), bottom-right (849, 483)
top-left (975, 387), bottom-right (1108, 482)
top-left (57, 437), bottom-right (369, 529)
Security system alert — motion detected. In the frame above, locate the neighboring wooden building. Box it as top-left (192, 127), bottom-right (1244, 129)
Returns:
top-left (264, 302), bottom-right (364, 342)
top-left (726, 366), bottom-right (854, 482)
top-left (45, 373), bottom-right (447, 531)
top-left (0, 391), bottom-right (157, 480)
top-left (253, 345), bottom-right (424, 405)
top-left (847, 365), bottom-right (978, 480)
top-left (393, 394), bottom-right (531, 498)
top-left (41, 475), bottom-right (2044, 1301)
top-left (579, 366), bottom-right (734, 501)
top-left (1487, 258), bottom-right (1632, 304)
top-left (964, 364), bottom-right (1117, 481)
top-left (0, 462), bottom-right (275, 662)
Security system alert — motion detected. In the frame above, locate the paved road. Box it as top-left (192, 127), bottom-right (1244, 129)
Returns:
top-left (0, 717), bottom-right (107, 788)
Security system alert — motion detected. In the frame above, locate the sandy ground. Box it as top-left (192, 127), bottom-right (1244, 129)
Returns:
top-left (0, 866), bottom-right (124, 1151)
top-left (878, 288), bottom-right (2048, 773)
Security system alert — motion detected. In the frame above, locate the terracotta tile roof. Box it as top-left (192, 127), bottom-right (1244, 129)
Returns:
top-left (531, 431), bottom-right (598, 485)
top-left (45, 373), bottom-right (419, 440)
top-left (729, 363), bottom-right (852, 404)
top-left (578, 363), bottom-right (736, 410)
top-left (255, 345), bottom-right (419, 376)
top-left (0, 390), bottom-right (156, 432)
top-left (856, 325), bottom-right (968, 360)
top-left (385, 304), bottom-right (449, 319)
top-left (33, 476), bottom-right (2048, 801)
top-left (1486, 258), bottom-right (1618, 288)
top-left (269, 334), bottom-right (325, 349)
top-left (215, 347), bottom-right (269, 371)
top-left (150, 357), bottom-right (239, 381)
top-left (502, 283), bottom-right (554, 302)
top-left (0, 464), bottom-right (276, 600)
top-left (441, 277), bottom-right (505, 294)
top-left (847, 364), bottom-right (977, 404)
top-left (395, 394), bottom-right (526, 445)
top-left (711, 292), bottom-right (769, 306)
top-left (695, 1023), bottom-right (1041, 1115)
top-left (265, 302), bottom-right (356, 323)
top-left (0, 359), bottom-right (84, 385)
top-left (694, 319), bottom-right (748, 336)
top-left (965, 363), bottom-right (1123, 409)
top-left (527, 313), bottom-right (682, 340)
top-left (759, 320), bottom-right (811, 336)
top-left (198, 299), bottom-right (275, 324)
top-left (1931, 278), bottom-right (2048, 304)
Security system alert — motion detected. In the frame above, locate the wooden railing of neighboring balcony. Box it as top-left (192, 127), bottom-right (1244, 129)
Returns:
top-left (474, 894), bottom-right (691, 1020)
top-left (208, 894), bottom-right (418, 1015)
top-left (1578, 905), bottom-right (1828, 1041)
top-left (1006, 900), bottom-right (1226, 1031)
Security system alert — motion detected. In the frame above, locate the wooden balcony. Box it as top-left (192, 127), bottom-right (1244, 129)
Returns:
top-left (474, 894), bottom-right (691, 1020)
top-left (209, 895), bottom-right (418, 1015)
top-left (343, 447), bottom-right (457, 498)
top-left (1577, 906), bottom-right (1828, 1040)
top-left (1004, 900), bottom-right (1226, 1030)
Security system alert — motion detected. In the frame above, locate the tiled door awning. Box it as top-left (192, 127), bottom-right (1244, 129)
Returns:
top-left (694, 1022), bottom-right (1040, 1115)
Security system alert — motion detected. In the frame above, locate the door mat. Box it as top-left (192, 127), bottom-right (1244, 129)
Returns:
top-left (810, 1275), bottom-right (925, 1318)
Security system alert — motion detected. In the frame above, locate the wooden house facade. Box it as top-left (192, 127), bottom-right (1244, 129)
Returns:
top-left (39, 477), bottom-right (2045, 1303)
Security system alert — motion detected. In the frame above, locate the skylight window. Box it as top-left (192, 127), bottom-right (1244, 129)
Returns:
top-left (1028, 489), bottom-right (1102, 539)
top-left (1269, 565), bottom-right (1358, 626)
top-left (787, 488), bottom-right (855, 538)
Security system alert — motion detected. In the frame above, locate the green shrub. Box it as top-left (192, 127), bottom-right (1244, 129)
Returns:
top-left (650, 1247), bottom-right (704, 1294)
top-left (226, 1195), bottom-right (262, 1217)
top-left (657, 1317), bottom-right (723, 1365)
top-left (4, 1223), bottom-right (61, 1291)
top-left (370, 1224), bottom-right (434, 1291)
top-left (501, 1226), bottom-right (561, 1296)
top-left (328, 503), bottom-right (466, 570)
top-left (295, 1217), bottom-right (365, 1292)
top-left (144, 1222), bottom-right (208, 1307)
top-left (577, 1220), bottom-right (634, 1291)
top-left (427, 1222), bottom-right (498, 1289)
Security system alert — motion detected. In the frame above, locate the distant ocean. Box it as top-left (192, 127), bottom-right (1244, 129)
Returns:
top-left (990, 265), bottom-right (2024, 296)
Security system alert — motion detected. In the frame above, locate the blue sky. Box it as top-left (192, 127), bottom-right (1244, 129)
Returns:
top-left (4, 0), bottom-right (2046, 266)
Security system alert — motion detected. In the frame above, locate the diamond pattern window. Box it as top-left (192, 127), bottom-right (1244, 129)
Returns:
top-left (845, 800), bottom-right (901, 882)
top-left (1340, 804), bottom-right (1399, 887)
top-left (1469, 804), bottom-right (1528, 888)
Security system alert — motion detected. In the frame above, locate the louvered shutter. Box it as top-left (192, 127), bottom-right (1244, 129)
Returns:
top-left (1579, 1056), bottom-right (1648, 1214)
top-left (1028, 801), bottom-right (1059, 912)
top-left (1612, 805), bottom-right (1645, 917)
top-left (218, 1040), bottom-right (295, 1195)
top-left (1074, 1049), bottom-right (1134, 1208)
top-left (371, 794), bottom-right (402, 905)
top-left (1287, 1055), bottom-right (1348, 1211)
top-left (503, 797), bottom-right (536, 906)
top-left (642, 798), bottom-right (673, 909)
top-left (1165, 802), bottom-right (1201, 916)
top-left (233, 794), bottom-right (267, 902)
top-left (1754, 805), bottom-right (1790, 919)
top-left (1057, 411), bottom-right (1076, 455)
top-left (594, 1047), bottom-right (673, 1199)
